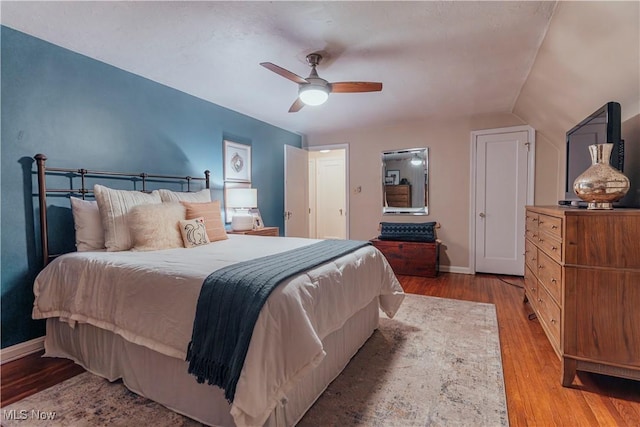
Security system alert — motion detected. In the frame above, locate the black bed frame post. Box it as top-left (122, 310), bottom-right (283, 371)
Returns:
top-left (34, 153), bottom-right (49, 267)
top-left (79, 169), bottom-right (87, 200)
top-left (141, 173), bottom-right (148, 192)
top-left (205, 170), bottom-right (210, 189)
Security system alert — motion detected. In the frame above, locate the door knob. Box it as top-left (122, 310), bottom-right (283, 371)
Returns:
top-left (479, 212), bottom-right (486, 218)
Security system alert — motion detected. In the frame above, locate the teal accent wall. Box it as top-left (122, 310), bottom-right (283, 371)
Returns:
top-left (0, 26), bottom-right (302, 349)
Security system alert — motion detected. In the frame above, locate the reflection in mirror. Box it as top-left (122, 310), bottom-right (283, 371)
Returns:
top-left (382, 148), bottom-right (429, 215)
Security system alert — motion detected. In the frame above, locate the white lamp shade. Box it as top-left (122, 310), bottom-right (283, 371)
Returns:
top-left (410, 154), bottom-right (423, 166)
top-left (299, 86), bottom-right (329, 106)
top-left (227, 188), bottom-right (257, 209)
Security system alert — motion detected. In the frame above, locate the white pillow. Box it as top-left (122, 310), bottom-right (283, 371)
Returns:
top-left (129, 203), bottom-right (186, 251)
top-left (70, 197), bottom-right (105, 252)
top-left (158, 189), bottom-right (211, 203)
top-left (179, 217), bottom-right (211, 248)
top-left (94, 184), bottom-right (162, 251)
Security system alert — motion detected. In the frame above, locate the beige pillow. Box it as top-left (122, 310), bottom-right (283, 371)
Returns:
top-left (70, 197), bottom-right (106, 251)
top-left (129, 203), bottom-right (186, 251)
top-left (94, 184), bottom-right (162, 251)
top-left (158, 189), bottom-right (211, 203)
top-left (181, 200), bottom-right (228, 242)
top-left (179, 217), bottom-right (211, 248)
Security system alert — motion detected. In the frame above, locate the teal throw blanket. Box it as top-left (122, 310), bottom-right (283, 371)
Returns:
top-left (186, 239), bottom-right (371, 402)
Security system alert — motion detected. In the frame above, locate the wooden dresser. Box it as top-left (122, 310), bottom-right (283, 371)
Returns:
top-left (524, 206), bottom-right (640, 386)
top-left (384, 185), bottom-right (412, 207)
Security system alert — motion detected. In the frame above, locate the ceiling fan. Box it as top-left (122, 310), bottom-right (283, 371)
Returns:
top-left (260, 53), bottom-right (383, 113)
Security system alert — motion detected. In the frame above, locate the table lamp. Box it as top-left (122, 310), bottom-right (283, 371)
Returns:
top-left (227, 188), bottom-right (257, 231)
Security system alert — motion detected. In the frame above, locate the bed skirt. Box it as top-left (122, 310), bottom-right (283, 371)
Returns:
top-left (43, 297), bottom-right (381, 426)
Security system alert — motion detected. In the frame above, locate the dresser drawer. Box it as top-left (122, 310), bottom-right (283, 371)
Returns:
top-left (537, 235), bottom-right (563, 264)
top-left (524, 265), bottom-right (539, 307)
top-left (525, 228), bottom-right (538, 242)
top-left (385, 185), bottom-right (410, 195)
top-left (537, 250), bottom-right (562, 305)
top-left (525, 239), bottom-right (538, 272)
top-left (387, 195), bottom-right (410, 205)
top-left (537, 284), bottom-right (561, 349)
top-left (525, 212), bottom-right (539, 238)
top-left (538, 214), bottom-right (562, 241)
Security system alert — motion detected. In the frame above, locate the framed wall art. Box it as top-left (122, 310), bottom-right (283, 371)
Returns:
top-left (224, 140), bottom-right (251, 182)
top-left (386, 170), bottom-right (400, 185)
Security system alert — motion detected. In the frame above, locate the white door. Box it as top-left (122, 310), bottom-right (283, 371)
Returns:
top-left (308, 159), bottom-right (317, 238)
top-left (472, 127), bottom-right (534, 275)
top-left (316, 157), bottom-right (346, 239)
top-left (284, 145), bottom-right (309, 237)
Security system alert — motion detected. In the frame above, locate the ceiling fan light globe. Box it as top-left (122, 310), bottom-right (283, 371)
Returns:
top-left (299, 87), bottom-right (329, 106)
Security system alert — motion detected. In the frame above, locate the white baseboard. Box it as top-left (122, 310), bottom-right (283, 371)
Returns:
top-left (440, 265), bottom-right (473, 275)
top-left (1, 336), bottom-right (45, 364)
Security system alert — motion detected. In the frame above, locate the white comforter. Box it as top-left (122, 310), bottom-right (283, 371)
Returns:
top-left (33, 235), bottom-right (404, 426)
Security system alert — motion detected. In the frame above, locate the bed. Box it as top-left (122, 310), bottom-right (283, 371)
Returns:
top-left (31, 154), bottom-right (405, 426)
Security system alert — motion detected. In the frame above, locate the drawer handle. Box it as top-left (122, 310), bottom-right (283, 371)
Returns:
top-left (551, 319), bottom-right (557, 324)
top-left (539, 220), bottom-right (544, 225)
top-left (538, 299), bottom-right (542, 303)
top-left (532, 257), bottom-right (537, 261)
top-left (531, 287), bottom-right (536, 292)
top-left (533, 218), bottom-right (538, 222)
top-left (551, 225), bottom-right (558, 229)
top-left (551, 278), bottom-right (557, 283)
top-left (551, 246), bottom-right (558, 251)
top-left (538, 238), bottom-right (544, 243)
top-left (538, 265), bottom-right (544, 269)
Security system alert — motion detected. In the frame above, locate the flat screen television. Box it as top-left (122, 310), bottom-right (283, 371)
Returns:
top-left (562, 101), bottom-right (623, 204)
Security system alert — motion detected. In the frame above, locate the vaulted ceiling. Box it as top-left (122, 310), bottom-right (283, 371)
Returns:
top-left (1, 1), bottom-right (557, 135)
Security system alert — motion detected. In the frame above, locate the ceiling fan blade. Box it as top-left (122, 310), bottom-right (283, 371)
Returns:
top-left (288, 98), bottom-right (305, 113)
top-left (260, 62), bottom-right (308, 84)
top-left (330, 82), bottom-right (383, 93)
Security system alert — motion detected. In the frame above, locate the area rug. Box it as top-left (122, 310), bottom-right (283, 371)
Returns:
top-left (2, 294), bottom-right (508, 426)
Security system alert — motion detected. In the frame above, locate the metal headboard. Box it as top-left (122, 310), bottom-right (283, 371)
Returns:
top-left (34, 153), bottom-right (210, 267)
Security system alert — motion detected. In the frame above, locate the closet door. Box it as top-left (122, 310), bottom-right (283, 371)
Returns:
top-left (472, 126), bottom-right (535, 275)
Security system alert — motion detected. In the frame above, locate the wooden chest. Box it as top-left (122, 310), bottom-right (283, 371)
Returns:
top-left (370, 238), bottom-right (439, 277)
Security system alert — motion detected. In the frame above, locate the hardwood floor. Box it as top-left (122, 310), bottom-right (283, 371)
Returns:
top-left (1, 350), bottom-right (84, 407)
top-left (2, 273), bottom-right (639, 425)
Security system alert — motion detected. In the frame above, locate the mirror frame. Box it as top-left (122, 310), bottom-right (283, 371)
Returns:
top-left (382, 147), bottom-right (429, 215)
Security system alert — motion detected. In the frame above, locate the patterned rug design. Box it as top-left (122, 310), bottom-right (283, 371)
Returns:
top-left (2, 294), bottom-right (508, 426)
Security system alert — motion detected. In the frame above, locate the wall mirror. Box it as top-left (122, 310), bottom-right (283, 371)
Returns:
top-left (382, 148), bottom-right (429, 215)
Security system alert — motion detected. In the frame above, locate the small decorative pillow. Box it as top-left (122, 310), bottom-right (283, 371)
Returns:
top-left (179, 217), bottom-right (211, 248)
top-left (181, 200), bottom-right (228, 242)
top-left (378, 221), bottom-right (437, 243)
top-left (94, 184), bottom-right (162, 251)
top-left (129, 203), bottom-right (186, 251)
top-left (70, 197), bottom-right (106, 251)
top-left (158, 189), bottom-right (212, 203)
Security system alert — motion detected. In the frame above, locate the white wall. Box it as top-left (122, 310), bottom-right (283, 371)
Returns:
top-left (305, 113), bottom-right (523, 271)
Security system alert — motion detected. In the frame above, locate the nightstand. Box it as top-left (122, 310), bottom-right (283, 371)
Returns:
top-left (227, 226), bottom-right (279, 237)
